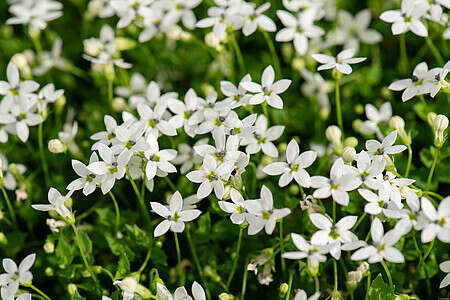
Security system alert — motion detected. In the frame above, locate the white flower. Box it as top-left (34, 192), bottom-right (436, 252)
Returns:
top-left (0, 254), bottom-right (35, 300)
top-left (420, 196), bottom-right (450, 243)
top-left (241, 65), bottom-right (291, 109)
top-left (194, 128), bottom-right (242, 163)
top-left (282, 233), bottom-right (329, 270)
top-left (294, 290), bottom-right (320, 300)
top-left (395, 190), bottom-right (427, 235)
top-left (196, 2), bottom-right (242, 38)
top-left (310, 213), bottom-right (358, 259)
top-left (115, 73), bottom-right (146, 100)
top-left (110, 0), bottom-right (152, 28)
top-left (113, 276), bottom-right (151, 300)
top-left (350, 151), bottom-right (385, 189)
top-left (162, 0), bottom-right (201, 30)
top-left (7, 0), bottom-right (63, 30)
top-left (311, 158), bottom-right (361, 206)
top-left (220, 74), bottom-right (252, 109)
top-left (358, 188), bottom-right (402, 219)
top-left (439, 260), bottom-right (450, 288)
top-left (137, 102), bottom-right (177, 138)
top-left (33, 38), bottom-right (69, 76)
top-left (329, 9), bottom-right (382, 51)
top-left (300, 69), bottom-right (331, 113)
top-left (429, 60), bottom-right (450, 97)
top-left (245, 185), bottom-right (291, 235)
top-left (172, 139), bottom-right (208, 174)
top-left (156, 281), bottom-right (206, 300)
top-left (144, 135), bottom-right (177, 181)
top-left (90, 115), bottom-right (119, 150)
top-left (241, 114), bottom-right (284, 158)
top-left (168, 88), bottom-right (203, 137)
top-left (380, 0), bottom-right (428, 37)
top-left (359, 103), bottom-right (392, 139)
top-left (218, 188), bottom-right (253, 225)
top-left (312, 48), bottom-right (366, 74)
top-left (276, 10), bottom-right (324, 55)
top-left (351, 218), bottom-right (404, 263)
top-left (1, 103), bottom-right (43, 143)
top-left (186, 155), bottom-right (234, 199)
top-left (241, 2), bottom-right (276, 36)
top-left (32, 188), bottom-right (73, 218)
top-left (151, 191), bottom-right (201, 237)
top-left (388, 62), bottom-right (435, 101)
top-left (263, 139), bottom-right (317, 187)
top-left (365, 130), bottom-right (407, 161)
top-left (67, 153), bottom-right (104, 195)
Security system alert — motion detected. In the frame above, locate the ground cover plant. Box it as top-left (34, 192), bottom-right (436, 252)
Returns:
top-left (0, 0), bottom-right (449, 299)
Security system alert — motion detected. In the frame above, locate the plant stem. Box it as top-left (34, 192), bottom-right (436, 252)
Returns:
top-left (38, 123), bottom-right (50, 187)
top-left (126, 168), bottom-right (152, 226)
top-left (352, 212), bottom-right (366, 231)
top-left (186, 226), bottom-right (211, 300)
top-left (332, 200), bottom-right (336, 222)
top-left (229, 33), bottom-right (245, 73)
top-left (261, 30), bottom-right (281, 76)
top-left (313, 275), bottom-right (320, 293)
top-left (425, 36), bottom-right (444, 65)
top-left (109, 191), bottom-right (120, 232)
top-left (411, 228), bottom-right (422, 260)
top-left (262, 102), bottom-right (270, 124)
top-left (27, 284), bottom-right (51, 300)
top-left (405, 144), bottom-right (412, 177)
top-left (279, 219), bottom-right (286, 272)
top-left (174, 232), bottom-right (183, 285)
top-left (241, 257), bottom-right (249, 300)
top-left (420, 238), bottom-right (435, 267)
top-left (108, 79), bottom-right (113, 108)
top-left (70, 223), bottom-right (100, 288)
top-left (227, 227), bottom-right (244, 287)
top-left (426, 147), bottom-right (439, 190)
top-left (399, 34), bottom-right (408, 74)
top-left (423, 191), bottom-right (444, 200)
top-left (380, 260), bottom-right (393, 290)
top-left (138, 248), bottom-right (152, 274)
top-left (1, 185), bottom-right (16, 223)
top-left (333, 259), bottom-right (338, 292)
top-left (286, 270), bottom-right (294, 300)
top-left (164, 176), bottom-right (177, 192)
top-left (364, 272), bottom-right (371, 300)
top-left (335, 79), bottom-right (343, 133)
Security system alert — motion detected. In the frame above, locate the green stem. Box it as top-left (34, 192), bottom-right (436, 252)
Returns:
top-left (420, 238), bottom-right (435, 267)
top-left (332, 200), bottom-right (336, 222)
top-left (1, 185), bottom-right (16, 223)
top-left (405, 144), bottom-right (412, 177)
top-left (365, 272), bottom-right (371, 300)
top-left (70, 223), bottom-right (100, 288)
top-left (333, 259), bottom-right (338, 292)
top-left (352, 212), bottom-right (366, 231)
top-left (380, 260), bottom-right (393, 290)
top-left (108, 79), bottom-right (113, 108)
top-left (286, 270), bottom-right (294, 300)
top-left (174, 232), bottom-right (183, 285)
top-left (423, 191), bottom-right (444, 200)
top-left (314, 275), bottom-right (320, 293)
top-left (261, 30), bottom-right (281, 76)
top-left (425, 36), bottom-right (444, 65)
top-left (299, 186), bottom-right (305, 200)
top-left (38, 123), bottom-right (50, 187)
top-left (241, 257), bottom-right (249, 300)
top-left (109, 191), bottom-right (120, 232)
top-left (335, 79), bottom-right (343, 133)
top-left (138, 248), bottom-right (152, 274)
top-left (227, 227), bottom-right (244, 287)
top-left (229, 33), bottom-right (245, 73)
top-left (411, 228), bottom-right (422, 260)
top-left (262, 102), bottom-right (270, 124)
top-left (186, 226), bottom-right (211, 300)
top-left (164, 176), bottom-right (177, 192)
top-left (126, 168), bottom-right (151, 226)
top-left (399, 34), bottom-right (408, 74)
top-left (28, 284), bottom-right (51, 300)
top-left (426, 147), bottom-right (439, 190)
top-left (279, 219), bottom-right (286, 272)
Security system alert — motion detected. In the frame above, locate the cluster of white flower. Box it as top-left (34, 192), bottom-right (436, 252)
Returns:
top-left (0, 62), bottom-right (63, 143)
top-left (389, 60), bottom-right (450, 101)
top-left (6, 0), bottom-right (63, 30)
top-left (0, 254), bottom-right (35, 300)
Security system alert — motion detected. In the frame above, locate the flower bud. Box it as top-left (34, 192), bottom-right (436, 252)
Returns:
top-left (399, 186), bottom-right (411, 199)
top-left (104, 63), bottom-right (115, 82)
top-left (68, 283), bottom-right (77, 296)
top-left (325, 125), bottom-right (341, 145)
top-left (291, 58), bottom-right (305, 72)
top-left (201, 84), bottom-right (215, 97)
top-left (352, 119), bottom-right (363, 132)
top-left (278, 142), bottom-right (288, 154)
top-left (281, 43), bottom-right (293, 61)
top-left (45, 267), bottom-right (54, 277)
top-left (84, 39), bottom-right (101, 57)
top-left (0, 232), bottom-right (6, 244)
top-left (93, 266), bottom-right (102, 274)
top-left (261, 155), bottom-right (273, 166)
top-left (222, 185), bottom-right (232, 200)
top-left (112, 97), bottom-right (127, 112)
top-left (344, 137), bottom-right (358, 148)
top-left (87, 0), bottom-right (103, 17)
top-left (44, 241), bottom-right (55, 253)
top-left (56, 95), bottom-right (66, 108)
top-left (219, 293), bottom-right (234, 300)
top-left (348, 271), bottom-right (362, 284)
top-left (289, 184), bottom-right (299, 196)
top-left (279, 283), bottom-right (289, 297)
top-left (342, 146), bottom-right (356, 163)
top-left (434, 114), bottom-right (448, 147)
top-left (0, 159), bottom-right (3, 180)
top-left (427, 112), bottom-right (437, 127)
top-left (48, 139), bottom-right (66, 154)
top-left (319, 108), bottom-right (329, 120)
top-left (354, 104), bottom-right (364, 115)
top-left (205, 33), bottom-right (222, 51)
top-left (357, 262), bottom-right (370, 275)
top-left (389, 116), bottom-right (405, 132)
top-left (115, 37), bottom-right (136, 51)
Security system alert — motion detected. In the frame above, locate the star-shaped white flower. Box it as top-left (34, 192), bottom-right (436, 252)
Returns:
top-left (32, 188), bottom-right (73, 218)
top-left (420, 196), bottom-right (450, 243)
top-left (150, 191), bottom-right (201, 237)
top-left (312, 48), bottom-right (366, 74)
top-left (440, 260), bottom-right (450, 288)
top-left (0, 254), bottom-right (35, 300)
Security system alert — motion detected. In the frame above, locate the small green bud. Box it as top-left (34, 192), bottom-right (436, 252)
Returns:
top-left (68, 283), bottom-right (77, 296)
top-left (45, 267), bottom-right (54, 277)
top-left (219, 293), bottom-right (234, 300)
top-left (44, 241), bottom-right (55, 253)
top-left (279, 283), bottom-right (289, 297)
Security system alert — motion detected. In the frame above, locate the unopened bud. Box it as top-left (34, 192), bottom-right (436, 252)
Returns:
top-left (434, 114), bottom-right (448, 147)
top-left (399, 186), bottom-right (411, 199)
top-left (115, 37), bottom-right (136, 51)
top-left (44, 241), bottom-right (55, 253)
top-left (427, 112), bottom-right (437, 127)
top-left (68, 283), bottom-right (77, 296)
top-left (48, 139), bottom-right (66, 154)
top-left (279, 283), bottom-right (289, 297)
top-left (219, 293), bottom-right (234, 300)
top-left (0, 232), bottom-right (6, 244)
top-left (45, 267), bottom-right (54, 276)
top-left (84, 39), bottom-right (101, 57)
top-left (112, 97), bottom-right (127, 112)
top-left (389, 116), bottom-right (405, 132)
top-left (278, 142), bottom-right (287, 154)
top-left (342, 147), bottom-right (356, 163)
top-left (357, 262), bottom-right (370, 275)
top-left (319, 108), bottom-right (329, 120)
top-left (352, 119), bottom-right (363, 132)
top-left (344, 137), bottom-right (358, 148)
top-left (348, 271), bottom-right (362, 284)
top-left (292, 58), bottom-right (305, 71)
top-left (354, 104), bottom-right (364, 115)
top-left (289, 184), bottom-right (299, 196)
top-left (325, 125), bottom-right (341, 145)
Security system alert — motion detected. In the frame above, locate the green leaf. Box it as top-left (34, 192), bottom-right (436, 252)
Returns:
top-left (419, 147), bottom-right (434, 168)
top-left (78, 230), bottom-right (93, 254)
top-left (151, 246), bottom-right (168, 266)
top-left (368, 274), bottom-right (395, 300)
top-left (134, 224), bottom-right (151, 247)
top-left (115, 252), bottom-right (130, 279)
top-left (55, 236), bottom-right (74, 266)
top-left (105, 233), bottom-right (124, 256)
top-left (96, 207), bottom-right (115, 227)
top-left (73, 291), bottom-right (86, 300)
top-left (194, 212), bottom-right (211, 244)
